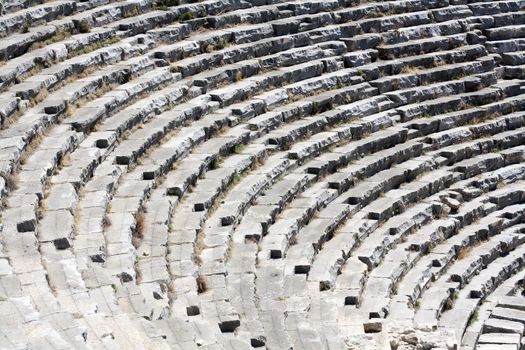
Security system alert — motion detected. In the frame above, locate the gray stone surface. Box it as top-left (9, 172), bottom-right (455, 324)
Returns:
top-left (1, 1), bottom-right (525, 348)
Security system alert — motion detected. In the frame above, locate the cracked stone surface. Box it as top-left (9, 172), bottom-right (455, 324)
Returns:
top-left (1, 0), bottom-right (525, 349)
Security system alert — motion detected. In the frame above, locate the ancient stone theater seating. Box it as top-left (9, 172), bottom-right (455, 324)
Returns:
top-left (0, 0), bottom-right (525, 348)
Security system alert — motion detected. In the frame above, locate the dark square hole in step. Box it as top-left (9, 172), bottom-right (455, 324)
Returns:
top-left (346, 196), bottom-right (360, 205)
top-left (143, 171), bottom-right (155, 180)
top-left (270, 250), bottom-right (282, 259)
top-left (221, 215), bottom-right (235, 226)
top-left (53, 237), bottom-right (70, 250)
top-left (369, 312), bottom-right (381, 319)
top-left (186, 305), bottom-right (200, 316)
top-left (218, 320), bottom-right (240, 333)
top-left (194, 203), bottom-right (205, 212)
top-left (44, 103), bottom-right (64, 115)
top-left (116, 156), bottom-right (130, 165)
top-left (470, 290), bottom-right (483, 299)
top-left (250, 337), bottom-right (266, 348)
top-left (96, 139), bottom-right (109, 148)
top-left (294, 265), bottom-right (310, 274)
top-left (345, 296), bottom-right (358, 306)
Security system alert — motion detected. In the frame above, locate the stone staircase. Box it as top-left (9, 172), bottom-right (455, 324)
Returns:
top-left (1, 0), bottom-right (525, 349)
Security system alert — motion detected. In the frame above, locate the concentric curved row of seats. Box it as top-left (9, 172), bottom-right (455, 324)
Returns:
top-left (1, 0), bottom-right (525, 349)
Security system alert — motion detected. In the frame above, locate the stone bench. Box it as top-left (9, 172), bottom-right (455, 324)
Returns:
top-left (454, 153), bottom-right (505, 178)
top-left (47, 83), bottom-right (190, 192)
top-left (469, 1), bottom-right (525, 16)
top-left (410, 190), bottom-right (519, 295)
top-left (209, 59), bottom-right (327, 107)
top-left (0, 1), bottom-right (76, 37)
top-left (477, 333), bottom-right (521, 350)
top-left (335, 258), bottom-right (369, 307)
top-left (286, 202), bottom-right (352, 262)
top-left (0, 24), bottom-right (117, 75)
top-left (113, 114), bottom-right (206, 167)
top-left (486, 24), bottom-right (525, 41)
top-left (465, 241), bottom-right (525, 300)
top-left (486, 38), bottom-right (525, 54)
top-left (396, 75), bottom-right (521, 121)
top-left (497, 294), bottom-right (525, 311)
top-left (360, 164), bottom-right (520, 312)
top-left (447, 220), bottom-right (515, 288)
top-left (114, 10), bottom-right (179, 36)
top-left (70, 1), bottom-right (149, 27)
top-left (64, 66), bottom-right (171, 129)
top-left (170, 23), bottom-right (341, 78)
top-left (287, 128), bottom-right (348, 161)
top-left (282, 149), bottom-right (470, 292)
top-left (344, 167), bottom-right (408, 207)
top-left (329, 140), bottom-right (423, 191)
top-left (501, 51), bottom-right (525, 66)
top-left (47, 98), bottom-right (231, 290)
top-left (438, 297), bottom-right (480, 342)
top-left (95, 81), bottom-right (187, 136)
top-left (381, 19), bottom-right (465, 46)
top-left (207, 4), bottom-right (280, 29)
top-left (4, 0), bottom-right (525, 346)
top-left (411, 108), bottom-right (512, 137)
top-left (378, 33), bottom-right (470, 60)
top-left (248, 82), bottom-right (377, 133)
top-left (483, 317), bottom-right (525, 337)
top-left (492, 11), bottom-right (525, 27)
top-left (256, 135), bottom-right (424, 280)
